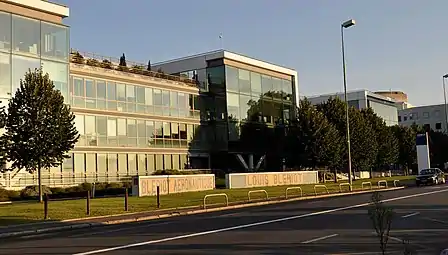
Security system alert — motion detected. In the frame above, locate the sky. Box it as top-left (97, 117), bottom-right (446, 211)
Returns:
top-left (58, 0), bottom-right (448, 106)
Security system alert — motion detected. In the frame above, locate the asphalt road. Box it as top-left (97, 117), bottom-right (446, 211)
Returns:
top-left (1, 185), bottom-right (448, 255)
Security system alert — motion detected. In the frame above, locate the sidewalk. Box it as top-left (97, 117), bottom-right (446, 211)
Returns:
top-left (0, 186), bottom-right (405, 239)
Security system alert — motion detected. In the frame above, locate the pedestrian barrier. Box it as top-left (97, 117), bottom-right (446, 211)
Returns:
top-left (203, 193), bottom-right (229, 209)
top-left (394, 180), bottom-right (400, 187)
top-left (314, 185), bottom-right (329, 195)
top-left (248, 189), bottom-right (269, 201)
top-left (339, 183), bottom-right (351, 192)
top-left (285, 187), bottom-right (303, 199)
top-left (378, 180), bottom-right (388, 188)
top-left (362, 181), bottom-right (372, 190)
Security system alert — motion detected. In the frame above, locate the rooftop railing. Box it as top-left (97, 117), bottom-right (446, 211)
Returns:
top-left (69, 49), bottom-right (198, 87)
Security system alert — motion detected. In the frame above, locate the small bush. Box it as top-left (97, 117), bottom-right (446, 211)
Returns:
top-left (0, 188), bottom-right (10, 202)
top-left (153, 169), bottom-right (189, 175)
top-left (20, 185), bottom-right (52, 198)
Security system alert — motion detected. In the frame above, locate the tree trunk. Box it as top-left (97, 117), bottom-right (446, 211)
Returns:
top-left (333, 168), bottom-right (337, 183)
top-left (38, 161), bottom-right (43, 203)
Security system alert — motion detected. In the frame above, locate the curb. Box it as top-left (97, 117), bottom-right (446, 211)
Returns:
top-left (0, 186), bottom-right (404, 239)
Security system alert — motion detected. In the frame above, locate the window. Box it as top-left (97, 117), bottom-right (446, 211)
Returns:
top-left (272, 78), bottom-right (282, 94)
top-left (250, 72), bottom-right (262, 96)
top-left (398, 116), bottom-right (402, 122)
top-left (138, 154), bottom-right (146, 175)
top-left (117, 83), bottom-right (126, 101)
top-left (147, 154), bottom-right (155, 173)
top-left (74, 114), bottom-right (85, 145)
top-left (108, 154), bottom-right (117, 174)
top-left (117, 118), bottom-right (127, 146)
top-left (403, 116), bottom-right (407, 121)
top-left (238, 69), bottom-right (251, 94)
top-left (164, 155), bottom-right (172, 169)
top-left (0, 53), bottom-right (11, 98)
top-left (261, 75), bottom-right (272, 96)
top-left (423, 112), bottom-right (430, 119)
top-left (178, 93), bottom-right (187, 117)
top-left (41, 21), bottom-right (69, 61)
top-left (62, 153), bottom-right (73, 172)
top-left (136, 86), bottom-right (145, 104)
top-left (282, 79), bottom-right (293, 97)
top-left (12, 15), bottom-right (40, 56)
top-left (436, 123), bottom-right (442, 130)
top-left (137, 120), bottom-right (146, 147)
top-left (12, 55), bottom-right (40, 95)
top-left (85, 115), bottom-right (96, 146)
top-left (128, 154), bottom-right (137, 174)
top-left (86, 153), bottom-right (96, 174)
top-left (118, 154), bottom-right (127, 174)
top-left (96, 116), bottom-right (107, 136)
top-left (107, 117), bottom-right (117, 145)
top-left (227, 92), bottom-right (240, 120)
top-left (126, 84), bottom-right (135, 102)
top-left (42, 60), bottom-right (68, 101)
top-left (74, 153), bottom-right (85, 173)
top-left (107, 82), bottom-right (116, 100)
top-left (97, 154), bottom-right (107, 175)
top-left (226, 66), bottom-right (239, 92)
top-left (0, 12), bottom-right (11, 52)
top-left (96, 80), bottom-right (106, 109)
top-left (155, 154), bottom-right (163, 170)
top-left (239, 94), bottom-right (251, 121)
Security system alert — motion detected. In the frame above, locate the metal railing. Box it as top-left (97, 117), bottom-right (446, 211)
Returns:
top-left (203, 193), bottom-right (228, 209)
top-left (70, 49), bottom-right (197, 86)
top-left (378, 180), bottom-right (388, 188)
top-left (361, 181), bottom-right (372, 190)
top-left (339, 183), bottom-right (351, 192)
top-left (314, 185), bottom-right (329, 195)
top-left (285, 187), bottom-right (303, 199)
top-left (247, 190), bottom-right (268, 201)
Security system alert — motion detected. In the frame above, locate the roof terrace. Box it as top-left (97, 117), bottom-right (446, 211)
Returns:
top-left (69, 49), bottom-right (198, 87)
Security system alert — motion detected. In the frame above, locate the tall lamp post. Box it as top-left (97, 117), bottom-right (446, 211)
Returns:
top-left (341, 19), bottom-right (356, 190)
top-left (443, 74), bottom-right (448, 133)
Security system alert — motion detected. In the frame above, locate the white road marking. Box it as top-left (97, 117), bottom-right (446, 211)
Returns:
top-left (301, 233), bottom-right (338, 244)
top-left (73, 188), bottom-right (448, 255)
top-left (401, 212), bottom-right (420, 218)
top-left (422, 217), bottom-right (448, 224)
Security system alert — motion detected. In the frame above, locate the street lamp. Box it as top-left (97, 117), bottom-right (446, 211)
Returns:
top-left (341, 19), bottom-right (355, 190)
top-left (443, 74), bottom-right (448, 133)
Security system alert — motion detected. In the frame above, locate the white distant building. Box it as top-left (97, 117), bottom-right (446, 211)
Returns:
top-left (399, 104), bottom-right (446, 132)
top-left (307, 89), bottom-right (399, 126)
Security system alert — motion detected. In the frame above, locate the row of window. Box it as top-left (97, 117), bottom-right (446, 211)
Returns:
top-left (74, 114), bottom-right (200, 148)
top-left (399, 110), bottom-right (438, 122)
top-left (0, 53), bottom-right (68, 100)
top-left (0, 11), bottom-right (69, 61)
top-left (227, 92), bottom-right (292, 124)
top-left (55, 153), bottom-right (190, 176)
top-left (226, 66), bottom-right (293, 98)
top-left (70, 76), bottom-right (200, 119)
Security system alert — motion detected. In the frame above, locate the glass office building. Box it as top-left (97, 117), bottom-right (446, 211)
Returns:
top-left (152, 50), bottom-right (298, 170)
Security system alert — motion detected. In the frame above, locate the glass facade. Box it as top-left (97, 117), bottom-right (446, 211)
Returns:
top-left (70, 76), bottom-right (200, 119)
top-left (224, 65), bottom-right (294, 140)
top-left (0, 11), bottom-right (69, 101)
top-left (368, 99), bottom-right (399, 126)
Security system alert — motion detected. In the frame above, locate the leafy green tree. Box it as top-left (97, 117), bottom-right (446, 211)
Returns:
top-left (361, 108), bottom-right (398, 170)
top-left (349, 107), bottom-right (378, 172)
top-left (0, 104), bottom-right (7, 170)
top-left (286, 99), bottom-right (341, 170)
top-left (391, 125), bottom-right (416, 172)
top-left (3, 68), bottom-right (79, 202)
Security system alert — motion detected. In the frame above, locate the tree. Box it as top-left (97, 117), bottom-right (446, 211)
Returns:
top-left (3, 68), bottom-right (79, 202)
top-left (119, 53), bottom-right (127, 67)
top-left (286, 99), bottom-right (341, 170)
top-left (368, 192), bottom-right (395, 255)
top-left (0, 104), bottom-right (7, 170)
top-left (391, 125), bottom-right (417, 173)
top-left (361, 108), bottom-right (398, 171)
top-left (349, 107), bottom-right (378, 173)
top-left (147, 60), bottom-right (152, 71)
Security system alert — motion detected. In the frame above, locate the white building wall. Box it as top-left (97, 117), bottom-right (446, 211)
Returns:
top-left (399, 104), bottom-right (447, 132)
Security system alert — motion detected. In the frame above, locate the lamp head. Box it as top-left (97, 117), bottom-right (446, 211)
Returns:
top-left (342, 19), bottom-right (356, 28)
top-left (443, 74), bottom-right (448, 79)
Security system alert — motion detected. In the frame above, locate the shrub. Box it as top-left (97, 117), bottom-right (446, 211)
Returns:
top-left (100, 59), bottom-right (112, 69)
top-left (153, 169), bottom-right (189, 175)
top-left (20, 185), bottom-right (52, 198)
top-left (71, 52), bottom-right (84, 64)
top-left (0, 188), bottom-right (10, 202)
top-left (86, 58), bottom-right (100, 67)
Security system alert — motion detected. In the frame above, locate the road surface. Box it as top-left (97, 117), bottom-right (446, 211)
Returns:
top-left (0, 186), bottom-right (447, 254)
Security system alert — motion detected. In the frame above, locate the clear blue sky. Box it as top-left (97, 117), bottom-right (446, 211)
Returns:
top-left (59, 0), bottom-right (448, 106)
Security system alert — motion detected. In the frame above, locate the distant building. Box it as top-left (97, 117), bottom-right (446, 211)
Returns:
top-left (307, 89), bottom-right (399, 126)
top-left (374, 91), bottom-right (413, 110)
top-left (398, 104), bottom-right (446, 132)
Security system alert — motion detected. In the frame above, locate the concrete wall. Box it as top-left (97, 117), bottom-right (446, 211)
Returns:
top-left (225, 171), bottom-right (318, 189)
top-left (132, 174), bottom-right (215, 197)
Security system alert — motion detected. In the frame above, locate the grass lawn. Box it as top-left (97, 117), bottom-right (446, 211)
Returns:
top-left (0, 176), bottom-right (415, 225)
